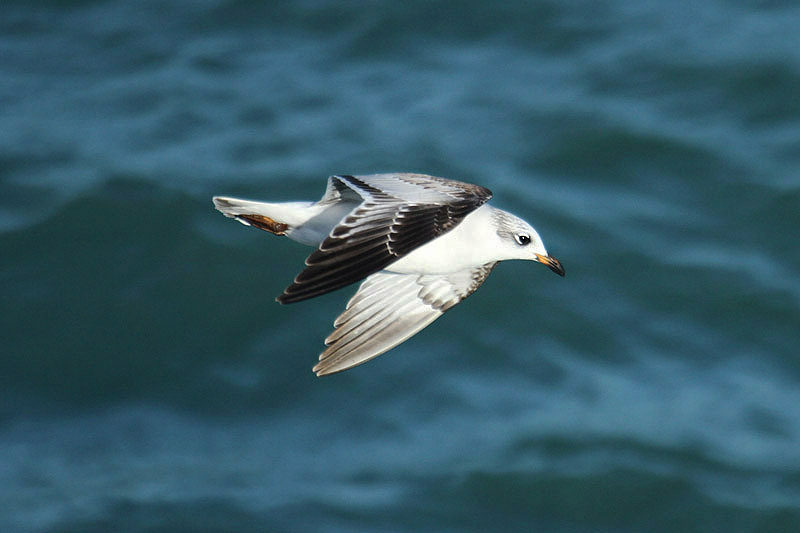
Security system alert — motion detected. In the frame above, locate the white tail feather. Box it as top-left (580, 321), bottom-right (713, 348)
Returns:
top-left (213, 196), bottom-right (340, 245)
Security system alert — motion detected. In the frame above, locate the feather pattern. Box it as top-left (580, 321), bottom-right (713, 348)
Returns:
top-left (313, 262), bottom-right (498, 376)
top-left (278, 174), bottom-right (492, 304)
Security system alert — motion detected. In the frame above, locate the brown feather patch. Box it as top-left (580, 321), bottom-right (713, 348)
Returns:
top-left (238, 214), bottom-right (289, 235)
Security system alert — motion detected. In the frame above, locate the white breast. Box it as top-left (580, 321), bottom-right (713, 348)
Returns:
top-left (387, 205), bottom-right (499, 274)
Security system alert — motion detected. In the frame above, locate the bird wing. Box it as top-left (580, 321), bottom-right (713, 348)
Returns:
top-left (277, 174), bottom-right (492, 304)
top-left (313, 262), bottom-right (498, 376)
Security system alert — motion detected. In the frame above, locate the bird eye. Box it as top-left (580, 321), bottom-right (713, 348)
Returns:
top-left (515, 233), bottom-right (531, 246)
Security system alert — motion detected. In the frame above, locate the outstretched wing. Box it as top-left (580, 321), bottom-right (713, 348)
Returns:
top-left (278, 174), bottom-right (492, 304)
top-left (313, 262), bottom-right (498, 376)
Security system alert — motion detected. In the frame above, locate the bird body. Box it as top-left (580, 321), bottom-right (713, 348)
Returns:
top-left (213, 173), bottom-right (563, 375)
top-left (387, 205), bottom-right (509, 273)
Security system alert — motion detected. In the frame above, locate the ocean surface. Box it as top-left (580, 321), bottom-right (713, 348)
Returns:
top-left (2, 1), bottom-right (799, 531)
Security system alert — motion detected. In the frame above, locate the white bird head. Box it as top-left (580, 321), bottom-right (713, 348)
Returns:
top-left (492, 209), bottom-right (565, 276)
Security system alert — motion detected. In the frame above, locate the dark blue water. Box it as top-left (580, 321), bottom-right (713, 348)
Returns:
top-left (2, 1), bottom-right (799, 531)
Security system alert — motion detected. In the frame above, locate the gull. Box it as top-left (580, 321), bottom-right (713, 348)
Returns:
top-left (213, 173), bottom-right (564, 376)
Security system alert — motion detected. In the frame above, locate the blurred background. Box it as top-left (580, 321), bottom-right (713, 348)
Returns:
top-left (2, 1), bottom-right (799, 531)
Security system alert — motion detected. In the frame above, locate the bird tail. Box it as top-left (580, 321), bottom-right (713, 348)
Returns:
top-left (213, 196), bottom-right (317, 237)
top-left (213, 196), bottom-right (290, 235)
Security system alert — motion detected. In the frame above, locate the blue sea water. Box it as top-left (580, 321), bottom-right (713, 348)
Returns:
top-left (2, 1), bottom-right (800, 531)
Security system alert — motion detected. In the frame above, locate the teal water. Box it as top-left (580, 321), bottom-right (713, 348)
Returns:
top-left (2, 1), bottom-right (800, 531)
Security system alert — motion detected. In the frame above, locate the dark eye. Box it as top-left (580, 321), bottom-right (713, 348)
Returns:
top-left (515, 233), bottom-right (531, 246)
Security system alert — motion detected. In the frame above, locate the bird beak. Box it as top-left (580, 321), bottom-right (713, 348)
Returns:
top-left (535, 253), bottom-right (565, 277)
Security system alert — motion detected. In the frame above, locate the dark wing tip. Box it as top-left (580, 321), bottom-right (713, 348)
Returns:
top-left (276, 289), bottom-right (311, 305)
top-left (472, 183), bottom-right (492, 201)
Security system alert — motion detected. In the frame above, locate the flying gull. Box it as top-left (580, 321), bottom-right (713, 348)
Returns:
top-left (213, 173), bottom-right (564, 376)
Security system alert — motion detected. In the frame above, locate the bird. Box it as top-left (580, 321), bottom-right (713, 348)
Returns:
top-left (213, 173), bottom-right (564, 376)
